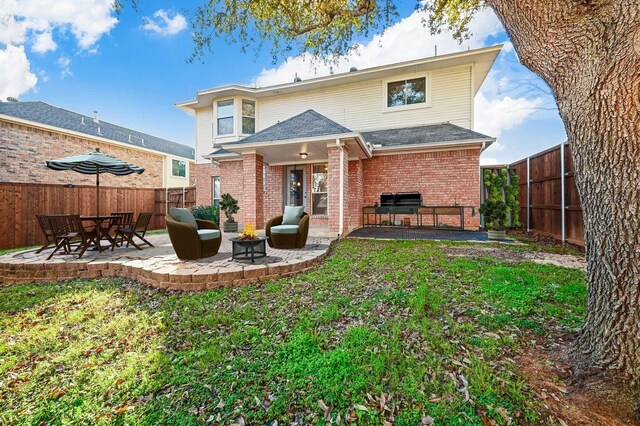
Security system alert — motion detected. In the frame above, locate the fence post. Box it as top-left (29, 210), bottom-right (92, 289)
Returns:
top-left (182, 187), bottom-right (186, 208)
top-left (526, 156), bottom-right (531, 232)
top-left (560, 143), bottom-right (566, 242)
top-left (165, 187), bottom-right (168, 215)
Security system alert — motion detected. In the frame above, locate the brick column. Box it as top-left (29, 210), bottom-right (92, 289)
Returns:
top-left (327, 143), bottom-right (349, 236)
top-left (347, 159), bottom-right (364, 230)
top-left (242, 153), bottom-right (264, 228)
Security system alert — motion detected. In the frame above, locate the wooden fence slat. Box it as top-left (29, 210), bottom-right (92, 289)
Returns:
top-left (483, 143), bottom-right (584, 247)
top-left (0, 182), bottom-right (191, 250)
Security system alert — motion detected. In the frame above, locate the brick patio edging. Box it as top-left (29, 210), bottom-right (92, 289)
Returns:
top-left (0, 240), bottom-right (337, 292)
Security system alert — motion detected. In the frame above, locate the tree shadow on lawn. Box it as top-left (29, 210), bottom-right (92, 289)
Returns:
top-left (0, 239), bottom-right (605, 425)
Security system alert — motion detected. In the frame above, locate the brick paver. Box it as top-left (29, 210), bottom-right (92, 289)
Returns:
top-left (0, 234), bottom-right (335, 291)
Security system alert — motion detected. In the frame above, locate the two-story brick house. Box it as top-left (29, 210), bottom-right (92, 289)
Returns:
top-left (177, 45), bottom-right (501, 236)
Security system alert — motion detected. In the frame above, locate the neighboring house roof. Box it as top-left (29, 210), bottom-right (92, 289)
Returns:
top-left (362, 123), bottom-right (493, 148)
top-left (0, 101), bottom-right (195, 160)
top-left (226, 109), bottom-right (352, 146)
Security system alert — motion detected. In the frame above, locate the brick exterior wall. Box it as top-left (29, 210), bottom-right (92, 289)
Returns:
top-left (193, 147), bottom-right (481, 231)
top-left (347, 159), bottom-right (364, 231)
top-left (194, 162), bottom-right (221, 206)
top-left (264, 165), bottom-right (283, 222)
top-left (327, 145), bottom-right (349, 235)
top-left (0, 120), bottom-right (163, 187)
top-left (242, 153), bottom-right (264, 228)
top-left (362, 148), bottom-right (481, 228)
top-left (220, 160), bottom-right (244, 224)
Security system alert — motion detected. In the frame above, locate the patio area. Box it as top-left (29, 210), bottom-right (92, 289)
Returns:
top-left (0, 233), bottom-right (335, 290)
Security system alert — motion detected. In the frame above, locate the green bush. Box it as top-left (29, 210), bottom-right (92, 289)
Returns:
top-left (219, 193), bottom-right (239, 223)
top-left (190, 205), bottom-right (220, 224)
top-left (479, 199), bottom-right (508, 230)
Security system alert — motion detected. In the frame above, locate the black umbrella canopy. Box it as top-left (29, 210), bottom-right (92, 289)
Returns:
top-left (46, 148), bottom-right (145, 215)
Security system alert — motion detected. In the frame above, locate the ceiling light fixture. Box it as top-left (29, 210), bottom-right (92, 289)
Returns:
top-left (299, 152), bottom-right (308, 160)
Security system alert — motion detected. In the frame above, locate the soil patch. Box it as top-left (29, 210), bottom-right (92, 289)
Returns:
top-left (517, 335), bottom-right (639, 425)
top-left (441, 245), bottom-right (587, 270)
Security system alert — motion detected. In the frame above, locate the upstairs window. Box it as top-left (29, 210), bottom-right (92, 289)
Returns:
top-left (172, 159), bottom-right (186, 177)
top-left (217, 100), bottom-right (234, 135)
top-left (386, 77), bottom-right (426, 108)
top-left (242, 100), bottom-right (255, 134)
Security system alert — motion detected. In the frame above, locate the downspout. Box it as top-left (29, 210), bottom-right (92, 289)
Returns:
top-left (336, 138), bottom-right (344, 237)
top-left (479, 141), bottom-right (486, 228)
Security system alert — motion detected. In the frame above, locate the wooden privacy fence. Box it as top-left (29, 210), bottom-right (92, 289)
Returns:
top-left (0, 183), bottom-right (196, 250)
top-left (484, 143), bottom-right (584, 246)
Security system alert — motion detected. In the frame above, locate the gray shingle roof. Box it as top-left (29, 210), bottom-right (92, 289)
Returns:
top-left (227, 109), bottom-right (352, 145)
top-left (0, 101), bottom-right (195, 159)
top-left (361, 123), bottom-right (493, 147)
top-left (207, 148), bottom-right (236, 157)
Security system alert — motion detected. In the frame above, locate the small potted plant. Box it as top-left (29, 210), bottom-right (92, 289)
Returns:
top-left (219, 193), bottom-right (239, 232)
top-left (479, 199), bottom-right (508, 240)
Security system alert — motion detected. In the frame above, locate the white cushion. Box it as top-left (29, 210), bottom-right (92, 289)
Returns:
top-left (282, 206), bottom-right (304, 225)
top-left (197, 229), bottom-right (221, 241)
top-left (270, 225), bottom-right (299, 235)
top-left (170, 207), bottom-right (198, 229)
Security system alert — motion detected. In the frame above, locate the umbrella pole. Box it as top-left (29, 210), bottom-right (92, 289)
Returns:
top-left (96, 170), bottom-right (100, 216)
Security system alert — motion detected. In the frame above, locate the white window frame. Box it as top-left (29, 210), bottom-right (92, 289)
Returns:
top-left (241, 99), bottom-right (256, 135)
top-left (311, 163), bottom-right (328, 216)
top-left (216, 99), bottom-right (235, 136)
top-left (171, 159), bottom-right (187, 178)
top-left (212, 176), bottom-right (221, 206)
top-left (383, 74), bottom-right (431, 113)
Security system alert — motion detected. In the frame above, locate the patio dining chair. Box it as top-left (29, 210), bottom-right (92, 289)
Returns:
top-left (110, 212), bottom-right (134, 247)
top-left (115, 212), bottom-right (154, 250)
top-left (35, 214), bottom-right (56, 254)
top-left (46, 215), bottom-right (96, 260)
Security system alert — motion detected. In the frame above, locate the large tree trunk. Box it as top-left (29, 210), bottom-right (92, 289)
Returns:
top-left (488, 0), bottom-right (640, 384)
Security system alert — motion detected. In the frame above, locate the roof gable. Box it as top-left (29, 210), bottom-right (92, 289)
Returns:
top-left (228, 109), bottom-right (352, 145)
top-left (0, 101), bottom-right (195, 159)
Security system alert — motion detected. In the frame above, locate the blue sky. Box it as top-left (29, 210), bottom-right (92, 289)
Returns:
top-left (0, 1), bottom-right (567, 164)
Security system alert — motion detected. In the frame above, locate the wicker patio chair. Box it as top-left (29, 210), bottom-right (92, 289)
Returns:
top-left (265, 211), bottom-right (309, 249)
top-left (115, 212), bottom-right (154, 250)
top-left (165, 208), bottom-right (221, 260)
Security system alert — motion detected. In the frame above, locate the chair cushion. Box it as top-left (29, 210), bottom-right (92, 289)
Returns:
top-left (270, 225), bottom-right (299, 235)
top-left (197, 229), bottom-right (221, 241)
top-left (171, 207), bottom-right (198, 229)
top-left (282, 206), bottom-right (304, 225)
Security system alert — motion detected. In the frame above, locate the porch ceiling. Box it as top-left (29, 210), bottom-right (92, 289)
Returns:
top-left (222, 136), bottom-right (368, 165)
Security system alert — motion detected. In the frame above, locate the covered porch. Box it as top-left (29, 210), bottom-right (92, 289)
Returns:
top-left (210, 110), bottom-right (372, 236)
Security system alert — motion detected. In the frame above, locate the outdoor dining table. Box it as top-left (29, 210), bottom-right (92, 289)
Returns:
top-left (80, 215), bottom-right (118, 251)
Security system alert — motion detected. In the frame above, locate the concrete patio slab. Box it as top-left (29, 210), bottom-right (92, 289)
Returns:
top-left (0, 233), bottom-right (335, 291)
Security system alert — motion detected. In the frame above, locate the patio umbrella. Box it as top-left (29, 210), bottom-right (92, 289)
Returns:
top-left (46, 148), bottom-right (145, 215)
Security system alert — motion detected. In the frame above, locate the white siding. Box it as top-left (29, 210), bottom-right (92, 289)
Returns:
top-left (257, 65), bottom-right (472, 132)
top-left (165, 156), bottom-right (190, 188)
top-left (195, 107), bottom-right (213, 164)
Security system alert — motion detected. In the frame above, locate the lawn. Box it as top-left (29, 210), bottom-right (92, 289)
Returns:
top-left (0, 239), bottom-right (586, 425)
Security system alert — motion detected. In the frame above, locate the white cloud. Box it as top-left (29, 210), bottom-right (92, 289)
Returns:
top-left (474, 91), bottom-right (543, 138)
top-left (56, 55), bottom-right (72, 78)
top-left (32, 31), bottom-right (57, 53)
top-left (0, 0), bottom-right (117, 98)
top-left (252, 9), bottom-right (503, 86)
top-left (480, 157), bottom-right (499, 166)
top-left (1, 0), bottom-right (117, 50)
top-left (0, 45), bottom-right (37, 100)
top-left (142, 9), bottom-right (187, 36)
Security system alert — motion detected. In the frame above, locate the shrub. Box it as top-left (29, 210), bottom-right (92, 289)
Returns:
top-left (479, 199), bottom-right (508, 230)
top-left (190, 205), bottom-right (220, 224)
top-left (219, 193), bottom-right (239, 223)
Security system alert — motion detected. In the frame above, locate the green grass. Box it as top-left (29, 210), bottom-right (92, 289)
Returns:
top-left (0, 239), bottom-right (586, 425)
